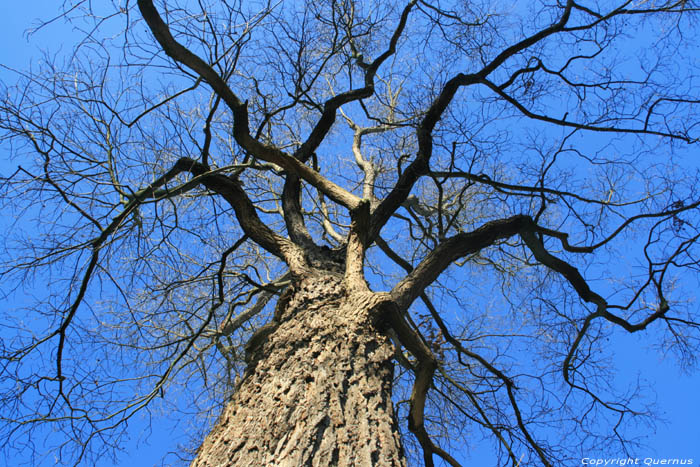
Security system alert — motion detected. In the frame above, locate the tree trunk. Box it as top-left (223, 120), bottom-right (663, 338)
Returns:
top-left (191, 274), bottom-right (406, 466)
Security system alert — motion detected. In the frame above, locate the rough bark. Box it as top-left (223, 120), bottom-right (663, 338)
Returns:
top-left (191, 273), bottom-right (405, 467)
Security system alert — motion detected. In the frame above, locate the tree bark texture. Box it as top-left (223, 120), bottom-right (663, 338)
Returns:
top-left (191, 274), bottom-right (406, 466)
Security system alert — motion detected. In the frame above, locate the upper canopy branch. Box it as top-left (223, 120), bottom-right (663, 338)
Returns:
top-left (368, 71), bottom-right (480, 241)
top-left (136, 0), bottom-right (244, 115)
top-left (294, 0), bottom-right (418, 164)
top-left (520, 229), bottom-right (606, 309)
top-left (478, 0), bottom-right (573, 77)
top-left (482, 78), bottom-right (698, 143)
top-left (136, 0), bottom-right (361, 211)
top-left (369, 1), bottom-right (575, 242)
top-left (566, 1), bottom-right (700, 31)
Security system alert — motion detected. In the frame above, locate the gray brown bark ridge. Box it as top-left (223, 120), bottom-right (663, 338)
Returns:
top-left (191, 272), bottom-right (406, 467)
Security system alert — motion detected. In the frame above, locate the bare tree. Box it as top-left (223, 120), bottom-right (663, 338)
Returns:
top-left (1, 0), bottom-right (699, 465)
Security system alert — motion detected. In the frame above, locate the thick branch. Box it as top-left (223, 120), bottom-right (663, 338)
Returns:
top-left (351, 125), bottom-right (383, 203)
top-left (520, 229), bottom-right (606, 308)
top-left (369, 71), bottom-right (480, 241)
top-left (345, 200), bottom-right (371, 292)
top-left (137, 0), bottom-right (361, 210)
top-left (281, 174), bottom-right (315, 248)
top-left (378, 236), bottom-right (551, 464)
top-left (379, 299), bottom-right (459, 467)
top-left (391, 215), bottom-right (531, 310)
top-left (181, 158), bottom-right (307, 271)
top-left (519, 229), bottom-right (670, 388)
top-left (137, 0), bottom-right (244, 113)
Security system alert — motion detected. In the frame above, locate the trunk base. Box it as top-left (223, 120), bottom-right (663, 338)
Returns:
top-left (192, 276), bottom-right (405, 466)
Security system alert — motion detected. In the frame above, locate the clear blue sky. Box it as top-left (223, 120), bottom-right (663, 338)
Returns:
top-left (1, 3), bottom-right (698, 466)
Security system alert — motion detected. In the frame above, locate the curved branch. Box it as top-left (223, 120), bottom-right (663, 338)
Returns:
top-left (137, 0), bottom-right (361, 211)
top-left (136, 0), bottom-right (244, 112)
top-left (293, 0), bottom-right (418, 163)
top-left (50, 157), bottom-right (201, 392)
top-left (520, 229), bottom-right (606, 308)
top-left (369, 1), bottom-right (576, 242)
top-left (478, 0), bottom-right (574, 78)
top-left (480, 78), bottom-right (697, 143)
top-left (181, 158), bottom-right (307, 272)
top-left (378, 237), bottom-right (552, 465)
top-left (390, 215), bottom-right (531, 310)
top-left (368, 71), bottom-right (479, 241)
top-left (520, 229), bottom-right (671, 391)
top-left (380, 299), bottom-right (459, 467)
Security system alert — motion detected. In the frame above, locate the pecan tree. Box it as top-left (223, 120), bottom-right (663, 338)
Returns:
top-left (1, 0), bottom-right (699, 465)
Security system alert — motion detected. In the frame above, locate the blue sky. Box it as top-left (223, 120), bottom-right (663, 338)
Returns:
top-left (1, 2), bottom-right (699, 466)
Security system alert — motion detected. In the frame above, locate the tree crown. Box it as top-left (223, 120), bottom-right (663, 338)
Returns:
top-left (1, 0), bottom-right (699, 465)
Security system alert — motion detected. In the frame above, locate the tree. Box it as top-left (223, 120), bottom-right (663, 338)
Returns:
top-left (1, 0), bottom-right (699, 465)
